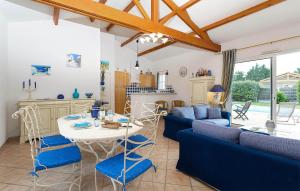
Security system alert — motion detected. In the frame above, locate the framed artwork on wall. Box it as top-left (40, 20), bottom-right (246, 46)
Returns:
top-left (31, 65), bottom-right (51, 76)
top-left (67, 54), bottom-right (81, 68)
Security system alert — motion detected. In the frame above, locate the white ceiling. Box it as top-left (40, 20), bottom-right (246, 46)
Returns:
top-left (1, 0), bottom-right (300, 60)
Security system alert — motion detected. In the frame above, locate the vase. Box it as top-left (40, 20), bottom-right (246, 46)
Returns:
top-left (73, 88), bottom-right (80, 99)
top-left (265, 120), bottom-right (275, 134)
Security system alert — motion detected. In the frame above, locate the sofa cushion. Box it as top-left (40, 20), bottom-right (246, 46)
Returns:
top-left (202, 119), bottom-right (229, 126)
top-left (193, 104), bottom-right (208, 119)
top-left (208, 108), bottom-right (222, 119)
top-left (192, 120), bottom-right (241, 144)
top-left (171, 107), bottom-right (195, 120)
top-left (240, 132), bottom-right (300, 160)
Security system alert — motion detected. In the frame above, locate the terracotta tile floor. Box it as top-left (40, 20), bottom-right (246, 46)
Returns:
top-left (0, 121), bottom-right (216, 191)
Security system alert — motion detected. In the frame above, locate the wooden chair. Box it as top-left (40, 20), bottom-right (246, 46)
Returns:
top-left (155, 100), bottom-right (168, 114)
top-left (172, 100), bottom-right (185, 108)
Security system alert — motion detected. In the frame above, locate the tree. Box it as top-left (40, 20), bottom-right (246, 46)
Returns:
top-left (297, 81), bottom-right (300, 104)
top-left (233, 71), bottom-right (245, 81)
top-left (246, 64), bottom-right (270, 82)
top-left (294, 68), bottom-right (300, 74)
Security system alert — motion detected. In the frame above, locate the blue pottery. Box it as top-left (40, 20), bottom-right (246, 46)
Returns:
top-left (57, 94), bottom-right (64, 99)
top-left (91, 105), bottom-right (100, 118)
top-left (73, 88), bottom-right (80, 99)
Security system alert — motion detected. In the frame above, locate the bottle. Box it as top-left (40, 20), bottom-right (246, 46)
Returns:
top-left (73, 88), bottom-right (80, 99)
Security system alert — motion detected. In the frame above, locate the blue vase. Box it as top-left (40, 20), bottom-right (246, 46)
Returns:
top-left (73, 88), bottom-right (80, 99)
top-left (91, 105), bottom-right (100, 118)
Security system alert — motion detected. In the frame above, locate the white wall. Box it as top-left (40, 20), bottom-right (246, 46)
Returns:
top-left (0, 13), bottom-right (8, 146)
top-left (100, 32), bottom-right (155, 111)
top-left (150, 50), bottom-right (222, 105)
top-left (7, 20), bottom-right (101, 137)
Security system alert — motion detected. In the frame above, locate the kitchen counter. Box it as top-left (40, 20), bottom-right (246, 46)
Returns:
top-left (130, 93), bottom-right (178, 116)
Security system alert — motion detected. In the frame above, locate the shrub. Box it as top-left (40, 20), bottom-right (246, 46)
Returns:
top-left (277, 91), bottom-right (289, 104)
top-left (232, 81), bottom-right (260, 102)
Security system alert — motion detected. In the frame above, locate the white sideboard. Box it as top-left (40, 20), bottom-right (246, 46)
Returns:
top-left (189, 76), bottom-right (215, 105)
top-left (17, 99), bottom-right (95, 144)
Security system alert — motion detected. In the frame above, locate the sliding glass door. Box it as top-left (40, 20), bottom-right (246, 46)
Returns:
top-left (231, 58), bottom-right (272, 127)
top-left (231, 50), bottom-right (300, 130)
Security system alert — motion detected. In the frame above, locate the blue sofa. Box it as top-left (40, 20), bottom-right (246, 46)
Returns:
top-left (176, 128), bottom-right (300, 191)
top-left (164, 105), bottom-right (231, 141)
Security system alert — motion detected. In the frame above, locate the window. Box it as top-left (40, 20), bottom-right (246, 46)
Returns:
top-left (158, 73), bottom-right (167, 90)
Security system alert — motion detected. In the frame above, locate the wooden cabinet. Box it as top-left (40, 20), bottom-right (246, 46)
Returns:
top-left (190, 77), bottom-right (215, 105)
top-left (18, 99), bottom-right (94, 143)
top-left (115, 71), bottom-right (129, 114)
top-left (140, 74), bottom-right (155, 88)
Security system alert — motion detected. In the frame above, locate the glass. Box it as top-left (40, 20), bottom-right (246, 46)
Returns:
top-left (231, 58), bottom-right (272, 127)
top-left (107, 110), bottom-right (113, 121)
top-left (81, 111), bottom-right (87, 119)
top-left (94, 118), bottom-right (100, 127)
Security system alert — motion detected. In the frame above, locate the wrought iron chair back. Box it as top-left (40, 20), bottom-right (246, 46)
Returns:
top-left (119, 103), bottom-right (161, 185)
top-left (12, 106), bottom-right (42, 169)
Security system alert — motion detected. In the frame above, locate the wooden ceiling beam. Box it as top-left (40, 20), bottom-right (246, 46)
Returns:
top-left (202, 0), bottom-right (285, 31)
top-left (160, 0), bottom-right (200, 25)
top-left (133, 0), bottom-right (150, 20)
top-left (106, 1), bottom-right (136, 32)
top-left (121, 32), bottom-right (143, 47)
top-left (151, 0), bottom-right (159, 23)
top-left (34, 0), bottom-right (221, 52)
top-left (53, 7), bottom-right (60, 25)
top-left (162, 0), bottom-right (211, 41)
top-left (90, 0), bottom-right (107, 22)
top-left (141, 0), bottom-right (285, 56)
top-left (138, 41), bottom-right (176, 56)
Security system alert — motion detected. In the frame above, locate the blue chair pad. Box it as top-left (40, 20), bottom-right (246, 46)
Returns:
top-left (118, 134), bottom-right (154, 150)
top-left (41, 135), bottom-right (72, 148)
top-left (96, 152), bottom-right (153, 184)
top-left (35, 146), bottom-right (81, 171)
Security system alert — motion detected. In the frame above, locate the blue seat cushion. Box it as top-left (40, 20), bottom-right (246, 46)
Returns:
top-left (41, 135), bottom-right (72, 148)
top-left (202, 119), bottom-right (229, 126)
top-left (35, 146), bottom-right (81, 171)
top-left (119, 134), bottom-right (154, 150)
top-left (96, 152), bottom-right (153, 184)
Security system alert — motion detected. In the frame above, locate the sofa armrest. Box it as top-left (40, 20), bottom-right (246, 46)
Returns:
top-left (163, 115), bottom-right (193, 141)
top-left (221, 111), bottom-right (231, 126)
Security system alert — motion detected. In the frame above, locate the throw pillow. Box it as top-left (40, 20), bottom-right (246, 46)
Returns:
top-left (171, 107), bottom-right (195, 120)
top-left (192, 120), bottom-right (241, 144)
top-left (208, 108), bottom-right (222, 119)
top-left (240, 132), bottom-right (300, 160)
top-left (193, 104), bottom-right (209, 119)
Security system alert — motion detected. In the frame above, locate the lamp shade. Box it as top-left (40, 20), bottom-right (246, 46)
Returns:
top-left (210, 85), bottom-right (224, 92)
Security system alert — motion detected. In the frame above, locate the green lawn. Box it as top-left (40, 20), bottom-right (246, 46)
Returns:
top-left (232, 101), bottom-right (300, 109)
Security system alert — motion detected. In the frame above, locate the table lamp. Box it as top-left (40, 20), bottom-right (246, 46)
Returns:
top-left (208, 85), bottom-right (224, 106)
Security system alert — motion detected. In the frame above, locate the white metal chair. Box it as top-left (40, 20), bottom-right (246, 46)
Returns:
top-left (12, 106), bottom-right (82, 191)
top-left (23, 105), bottom-right (72, 149)
top-left (95, 112), bottom-right (161, 191)
top-left (277, 102), bottom-right (297, 124)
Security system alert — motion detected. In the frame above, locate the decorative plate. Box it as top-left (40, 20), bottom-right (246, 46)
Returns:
top-left (72, 122), bottom-right (92, 129)
top-left (179, 66), bottom-right (187, 78)
top-left (65, 115), bottom-right (81, 120)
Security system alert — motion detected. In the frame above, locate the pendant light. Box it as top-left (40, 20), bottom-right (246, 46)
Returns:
top-left (135, 39), bottom-right (140, 70)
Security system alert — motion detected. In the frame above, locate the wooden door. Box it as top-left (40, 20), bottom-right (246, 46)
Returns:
top-left (53, 105), bottom-right (70, 133)
top-left (37, 105), bottom-right (52, 136)
top-left (192, 82), bottom-right (207, 104)
top-left (115, 71), bottom-right (129, 114)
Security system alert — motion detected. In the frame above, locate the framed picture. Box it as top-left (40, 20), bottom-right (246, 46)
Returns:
top-left (67, 54), bottom-right (81, 68)
top-left (31, 65), bottom-right (51, 76)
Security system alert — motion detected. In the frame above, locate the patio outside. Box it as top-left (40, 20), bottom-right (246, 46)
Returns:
top-left (231, 52), bottom-right (300, 137)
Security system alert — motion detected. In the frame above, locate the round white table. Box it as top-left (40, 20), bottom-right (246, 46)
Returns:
top-left (58, 114), bottom-right (144, 191)
top-left (57, 114), bottom-right (143, 162)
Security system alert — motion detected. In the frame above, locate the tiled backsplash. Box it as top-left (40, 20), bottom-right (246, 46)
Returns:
top-left (126, 83), bottom-right (175, 96)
